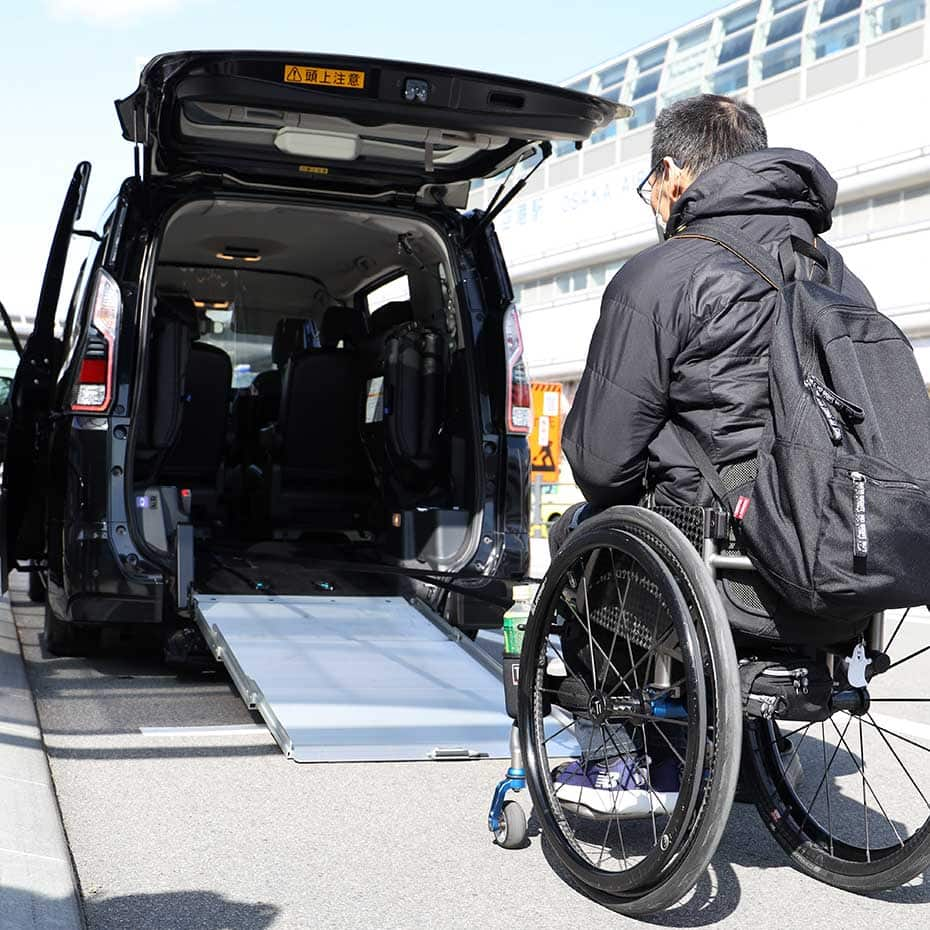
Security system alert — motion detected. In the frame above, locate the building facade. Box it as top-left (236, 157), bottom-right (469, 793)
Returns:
top-left (471, 0), bottom-right (930, 393)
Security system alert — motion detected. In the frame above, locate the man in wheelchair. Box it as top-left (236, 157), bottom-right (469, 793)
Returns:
top-left (514, 93), bottom-right (930, 909)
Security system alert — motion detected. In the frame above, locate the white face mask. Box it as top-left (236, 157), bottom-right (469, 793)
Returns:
top-left (654, 171), bottom-right (668, 243)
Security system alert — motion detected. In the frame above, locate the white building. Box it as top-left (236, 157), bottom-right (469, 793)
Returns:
top-left (471, 0), bottom-right (930, 391)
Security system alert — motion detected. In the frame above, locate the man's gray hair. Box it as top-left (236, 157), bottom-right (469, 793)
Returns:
top-left (650, 94), bottom-right (768, 179)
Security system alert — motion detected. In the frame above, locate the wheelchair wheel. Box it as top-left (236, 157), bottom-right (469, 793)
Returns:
top-left (745, 609), bottom-right (930, 892)
top-left (519, 506), bottom-right (742, 915)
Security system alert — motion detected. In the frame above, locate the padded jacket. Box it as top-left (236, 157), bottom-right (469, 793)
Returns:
top-left (562, 147), bottom-right (875, 508)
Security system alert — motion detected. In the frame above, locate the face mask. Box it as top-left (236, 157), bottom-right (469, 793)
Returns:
top-left (654, 171), bottom-right (668, 243)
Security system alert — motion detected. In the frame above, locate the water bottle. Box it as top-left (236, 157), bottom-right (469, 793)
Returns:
top-left (502, 585), bottom-right (533, 719)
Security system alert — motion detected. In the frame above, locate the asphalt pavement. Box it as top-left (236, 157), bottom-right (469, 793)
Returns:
top-left (9, 573), bottom-right (930, 930)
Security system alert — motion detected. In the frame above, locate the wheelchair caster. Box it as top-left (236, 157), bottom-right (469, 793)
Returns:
top-left (493, 800), bottom-right (527, 849)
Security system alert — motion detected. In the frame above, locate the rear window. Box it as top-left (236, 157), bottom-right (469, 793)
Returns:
top-left (366, 274), bottom-right (410, 313)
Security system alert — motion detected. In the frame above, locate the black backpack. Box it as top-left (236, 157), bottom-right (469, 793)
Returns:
top-left (673, 221), bottom-right (930, 621)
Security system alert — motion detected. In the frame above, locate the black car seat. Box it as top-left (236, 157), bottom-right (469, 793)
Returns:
top-left (134, 296), bottom-right (198, 484)
top-left (265, 306), bottom-right (372, 530)
top-left (158, 340), bottom-right (233, 519)
top-left (250, 318), bottom-right (319, 429)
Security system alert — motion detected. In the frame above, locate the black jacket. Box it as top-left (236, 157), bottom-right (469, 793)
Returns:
top-left (562, 147), bottom-right (874, 508)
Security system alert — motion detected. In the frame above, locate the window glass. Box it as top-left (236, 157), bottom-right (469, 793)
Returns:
top-left (723, 2), bottom-right (760, 33)
top-left (553, 139), bottom-right (576, 158)
top-left (537, 278), bottom-right (553, 302)
top-left (633, 68), bottom-right (662, 99)
top-left (759, 37), bottom-right (802, 78)
top-left (712, 60), bottom-right (749, 93)
top-left (767, 7), bottom-right (807, 43)
top-left (676, 23), bottom-right (712, 50)
top-left (628, 95), bottom-right (657, 129)
top-left (821, 0), bottom-right (860, 22)
top-left (867, 0), bottom-right (925, 36)
top-left (840, 198), bottom-right (870, 236)
top-left (773, 0), bottom-right (806, 10)
top-left (901, 184), bottom-right (930, 223)
top-left (663, 85), bottom-right (702, 105)
top-left (566, 77), bottom-right (591, 92)
top-left (590, 120), bottom-right (618, 145)
top-left (597, 60), bottom-right (628, 89)
top-left (813, 15), bottom-right (860, 57)
top-left (871, 191), bottom-right (902, 229)
top-left (666, 47), bottom-right (706, 82)
top-left (367, 274), bottom-right (410, 313)
top-left (719, 31), bottom-right (754, 63)
top-left (590, 266), bottom-right (607, 288)
top-left (637, 43), bottom-right (668, 71)
top-left (571, 270), bottom-right (588, 291)
top-left (556, 274), bottom-right (571, 296)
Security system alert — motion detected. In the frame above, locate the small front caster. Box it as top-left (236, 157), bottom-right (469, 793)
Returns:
top-left (493, 799), bottom-right (527, 849)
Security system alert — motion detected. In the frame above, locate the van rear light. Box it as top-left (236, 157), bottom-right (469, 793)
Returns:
top-left (503, 305), bottom-right (531, 434)
top-left (71, 270), bottom-right (121, 412)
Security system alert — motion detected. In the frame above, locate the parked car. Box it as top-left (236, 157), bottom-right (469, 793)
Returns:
top-left (0, 51), bottom-right (619, 653)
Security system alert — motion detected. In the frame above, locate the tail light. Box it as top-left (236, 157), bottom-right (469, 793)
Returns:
top-left (504, 305), bottom-right (531, 434)
top-left (71, 270), bottom-right (121, 412)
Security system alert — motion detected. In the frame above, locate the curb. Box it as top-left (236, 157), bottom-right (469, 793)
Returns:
top-left (0, 584), bottom-right (84, 929)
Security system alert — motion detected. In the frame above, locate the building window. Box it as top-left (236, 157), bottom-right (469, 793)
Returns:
top-left (676, 23), bottom-right (712, 50)
top-left (723, 2), bottom-right (760, 33)
top-left (759, 37), bottom-right (803, 78)
top-left (713, 59), bottom-right (749, 93)
top-left (767, 7), bottom-right (807, 44)
top-left (633, 68), bottom-right (662, 99)
top-left (813, 14), bottom-right (860, 57)
top-left (553, 140), bottom-right (576, 158)
top-left (637, 43), bottom-right (668, 72)
top-left (773, 0), bottom-right (806, 10)
top-left (867, 0), bottom-right (925, 37)
top-left (628, 95), bottom-right (657, 128)
top-left (597, 60), bottom-right (628, 90)
top-left (571, 269), bottom-right (588, 291)
top-left (719, 30), bottom-right (754, 63)
top-left (821, 0), bottom-right (861, 22)
top-left (589, 121), bottom-right (617, 145)
top-left (566, 77), bottom-right (591, 93)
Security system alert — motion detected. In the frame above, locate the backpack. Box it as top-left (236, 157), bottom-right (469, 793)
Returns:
top-left (672, 220), bottom-right (930, 622)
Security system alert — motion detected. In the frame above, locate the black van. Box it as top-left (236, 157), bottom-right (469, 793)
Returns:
top-left (2, 52), bottom-right (619, 653)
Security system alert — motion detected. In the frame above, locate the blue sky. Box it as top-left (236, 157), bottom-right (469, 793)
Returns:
top-left (0, 0), bottom-right (719, 323)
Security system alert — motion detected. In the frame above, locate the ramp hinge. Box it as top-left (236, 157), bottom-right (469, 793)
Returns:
top-left (429, 747), bottom-right (488, 761)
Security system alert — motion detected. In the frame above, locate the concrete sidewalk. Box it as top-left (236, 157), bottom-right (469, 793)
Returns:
top-left (0, 582), bottom-right (83, 930)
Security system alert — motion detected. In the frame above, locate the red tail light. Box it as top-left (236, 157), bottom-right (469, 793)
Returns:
top-left (71, 270), bottom-right (121, 412)
top-left (504, 305), bottom-right (531, 435)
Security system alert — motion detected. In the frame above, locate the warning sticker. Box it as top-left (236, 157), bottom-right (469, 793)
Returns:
top-left (284, 65), bottom-right (366, 89)
top-left (365, 377), bottom-right (384, 423)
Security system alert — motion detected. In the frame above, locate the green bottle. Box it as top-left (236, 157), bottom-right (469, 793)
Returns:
top-left (503, 584), bottom-right (532, 655)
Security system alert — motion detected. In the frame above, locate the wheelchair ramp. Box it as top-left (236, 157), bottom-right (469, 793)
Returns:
top-left (193, 593), bottom-right (516, 762)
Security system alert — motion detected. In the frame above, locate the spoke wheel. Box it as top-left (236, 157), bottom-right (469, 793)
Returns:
top-left (746, 607), bottom-right (930, 892)
top-left (519, 507), bottom-right (741, 915)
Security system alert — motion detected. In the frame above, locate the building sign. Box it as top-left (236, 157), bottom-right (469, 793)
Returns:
top-left (529, 382), bottom-right (563, 474)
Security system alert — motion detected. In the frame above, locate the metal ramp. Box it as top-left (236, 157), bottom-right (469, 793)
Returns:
top-left (193, 593), bottom-right (517, 763)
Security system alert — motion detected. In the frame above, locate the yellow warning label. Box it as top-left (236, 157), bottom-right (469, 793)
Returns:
top-left (284, 65), bottom-right (366, 89)
top-left (298, 165), bottom-right (329, 175)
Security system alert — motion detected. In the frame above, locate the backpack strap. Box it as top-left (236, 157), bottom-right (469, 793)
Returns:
top-left (672, 421), bottom-right (734, 515)
top-left (674, 220), bottom-right (784, 290)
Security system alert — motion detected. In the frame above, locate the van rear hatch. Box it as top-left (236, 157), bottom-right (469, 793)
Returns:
top-left (116, 51), bottom-right (626, 194)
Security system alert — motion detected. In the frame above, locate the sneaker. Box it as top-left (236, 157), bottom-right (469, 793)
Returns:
top-left (553, 755), bottom-right (678, 820)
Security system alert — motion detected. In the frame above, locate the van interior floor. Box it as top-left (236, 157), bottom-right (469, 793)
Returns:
top-left (194, 538), bottom-right (406, 597)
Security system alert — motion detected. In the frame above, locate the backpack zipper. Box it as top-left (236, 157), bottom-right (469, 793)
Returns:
top-left (849, 471), bottom-right (869, 561)
top-left (804, 376), bottom-right (865, 444)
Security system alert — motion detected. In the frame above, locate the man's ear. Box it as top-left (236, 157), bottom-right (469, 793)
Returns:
top-left (670, 162), bottom-right (694, 201)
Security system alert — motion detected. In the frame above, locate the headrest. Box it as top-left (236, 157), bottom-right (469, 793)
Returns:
top-left (368, 301), bottom-right (412, 337)
top-left (272, 318), bottom-right (319, 368)
top-left (321, 305), bottom-right (368, 349)
top-left (155, 295), bottom-right (198, 327)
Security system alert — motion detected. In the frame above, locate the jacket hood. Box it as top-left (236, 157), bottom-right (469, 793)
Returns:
top-left (667, 147), bottom-right (837, 235)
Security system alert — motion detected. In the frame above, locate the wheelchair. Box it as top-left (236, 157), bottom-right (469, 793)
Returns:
top-left (488, 504), bottom-right (930, 915)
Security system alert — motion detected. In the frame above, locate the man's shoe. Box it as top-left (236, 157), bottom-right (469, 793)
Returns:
top-left (553, 755), bottom-right (678, 820)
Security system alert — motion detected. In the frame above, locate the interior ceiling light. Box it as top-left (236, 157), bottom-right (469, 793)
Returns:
top-left (215, 246), bottom-right (262, 263)
top-left (192, 299), bottom-right (230, 309)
